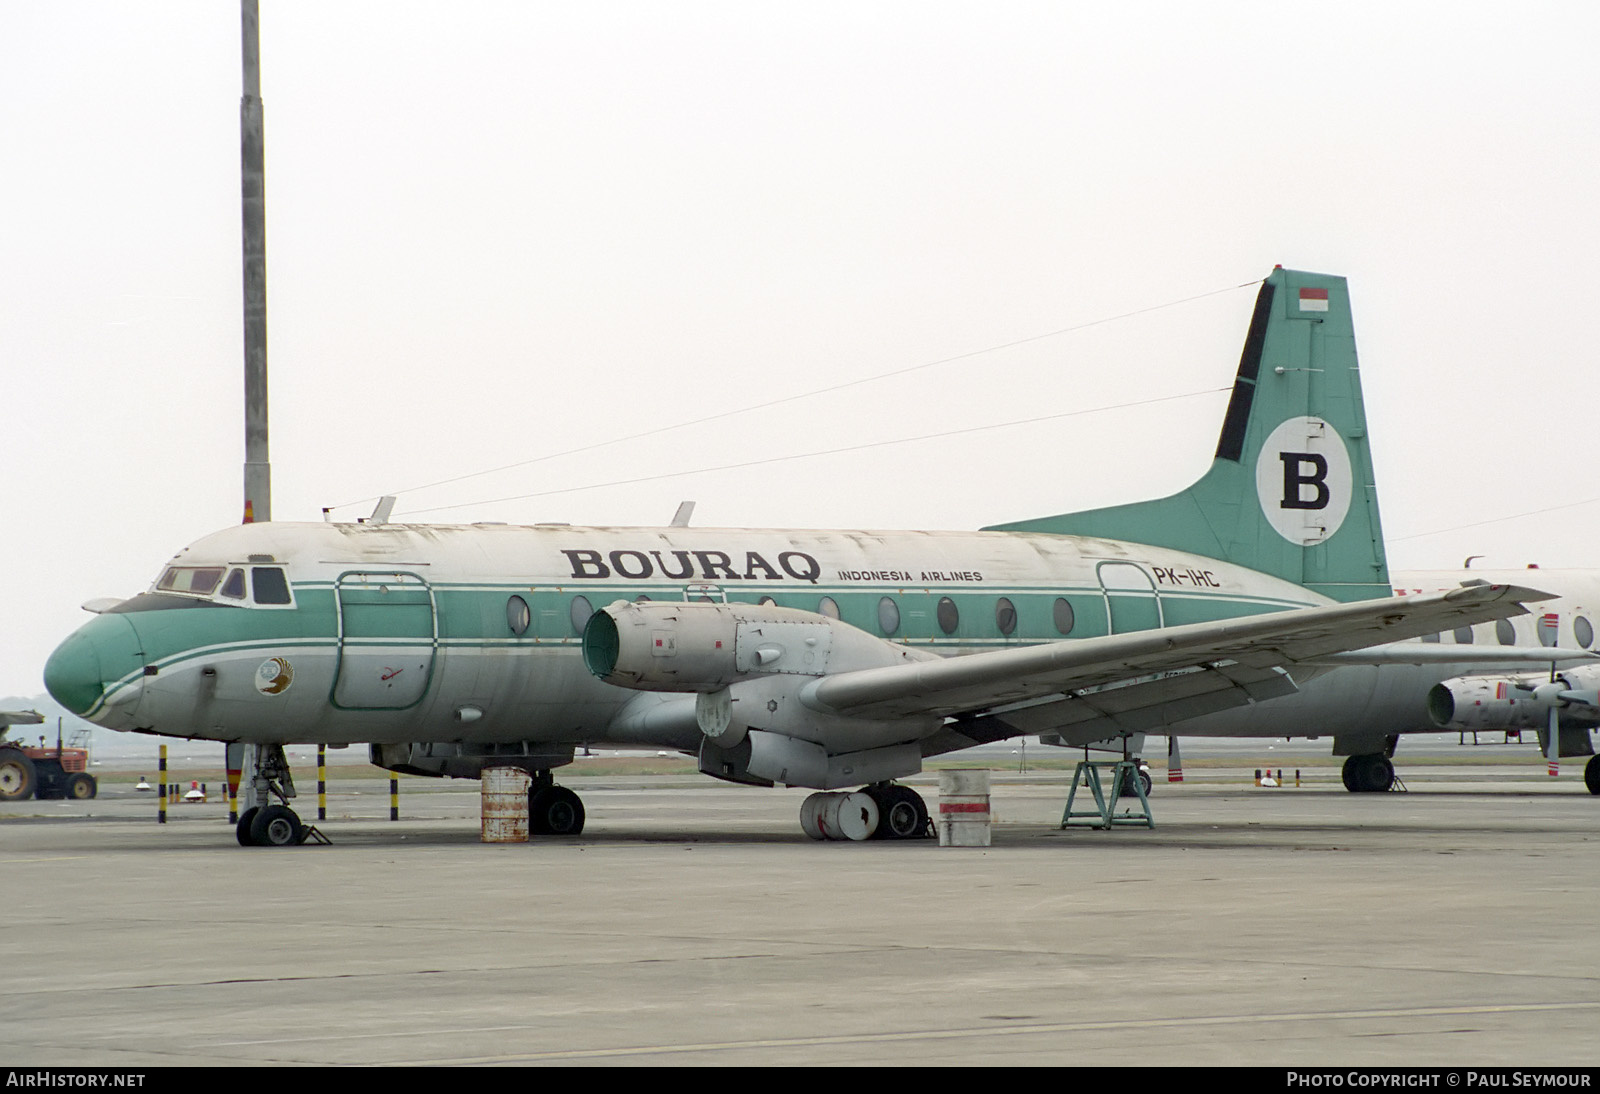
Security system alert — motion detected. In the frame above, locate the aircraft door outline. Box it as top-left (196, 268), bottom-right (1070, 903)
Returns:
top-left (1096, 561), bottom-right (1163, 634)
top-left (331, 570), bottom-right (439, 710)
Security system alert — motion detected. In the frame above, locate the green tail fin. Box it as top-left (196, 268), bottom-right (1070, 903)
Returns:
top-left (983, 267), bottom-right (1389, 602)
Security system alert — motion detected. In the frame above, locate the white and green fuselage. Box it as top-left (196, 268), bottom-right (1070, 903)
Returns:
top-left (48, 520), bottom-right (1329, 753)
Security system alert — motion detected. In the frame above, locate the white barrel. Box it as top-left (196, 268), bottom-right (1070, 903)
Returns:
top-left (799, 792), bottom-right (830, 840)
top-left (821, 790), bottom-right (879, 842)
top-left (481, 766), bottom-right (533, 843)
top-left (937, 768), bottom-right (992, 847)
top-left (800, 791), bottom-right (880, 841)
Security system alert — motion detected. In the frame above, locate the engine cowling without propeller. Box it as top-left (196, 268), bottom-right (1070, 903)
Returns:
top-left (582, 600), bottom-right (942, 790)
top-left (1427, 664), bottom-right (1600, 732)
top-left (582, 599), bottom-right (935, 692)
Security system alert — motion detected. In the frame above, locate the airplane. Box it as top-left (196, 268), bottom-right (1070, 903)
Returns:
top-left (41, 266), bottom-right (1560, 845)
top-left (1130, 566), bottom-right (1600, 794)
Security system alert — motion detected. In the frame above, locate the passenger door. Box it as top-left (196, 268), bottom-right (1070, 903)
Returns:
top-left (332, 571), bottom-right (437, 710)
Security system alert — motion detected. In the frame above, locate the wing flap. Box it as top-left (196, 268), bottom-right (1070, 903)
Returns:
top-left (987, 661), bottom-right (1297, 735)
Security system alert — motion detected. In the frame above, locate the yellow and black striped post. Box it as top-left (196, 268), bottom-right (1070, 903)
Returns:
top-left (389, 776), bottom-right (399, 821)
top-left (158, 745), bottom-right (167, 824)
top-left (317, 744), bottom-right (326, 821)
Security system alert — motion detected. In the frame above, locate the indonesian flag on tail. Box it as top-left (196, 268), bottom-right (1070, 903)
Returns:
top-left (1299, 287), bottom-right (1330, 312)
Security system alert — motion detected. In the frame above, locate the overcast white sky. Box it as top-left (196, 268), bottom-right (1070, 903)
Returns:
top-left (5, 1), bottom-right (1599, 699)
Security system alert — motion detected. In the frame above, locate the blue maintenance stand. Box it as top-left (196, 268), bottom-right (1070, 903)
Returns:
top-left (1060, 760), bottom-right (1154, 830)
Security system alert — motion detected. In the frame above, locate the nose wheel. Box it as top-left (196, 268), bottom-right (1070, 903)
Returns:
top-left (235, 744), bottom-right (327, 846)
top-left (236, 803), bottom-right (304, 846)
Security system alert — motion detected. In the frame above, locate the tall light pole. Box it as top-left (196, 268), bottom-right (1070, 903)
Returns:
top-left (241, 0), bottom-right (270, 524)
top-left (234, 1), bottom-right (271, 820)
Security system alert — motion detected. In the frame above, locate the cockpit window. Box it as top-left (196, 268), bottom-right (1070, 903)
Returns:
top-left (220, 569), bottom-right (247, 600)
top-left (251, 567), bottom-right (292, 605)
top-left (157, 566), bottom-right (225, 596)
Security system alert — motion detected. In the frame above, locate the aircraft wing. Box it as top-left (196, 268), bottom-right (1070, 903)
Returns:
top-left (1305, 645), bottom-right (1597, 665)
top-left (799, 582), bottom-right (1549, 722)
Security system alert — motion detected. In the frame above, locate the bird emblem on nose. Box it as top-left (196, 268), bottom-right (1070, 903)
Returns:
top-left (255, 657), bottom-right (294, 695)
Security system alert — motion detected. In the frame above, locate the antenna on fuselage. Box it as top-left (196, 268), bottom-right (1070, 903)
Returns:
top-left (670, 501), bottom-right (695, 527)
top-left (359, 496), bottom-right (397, 525)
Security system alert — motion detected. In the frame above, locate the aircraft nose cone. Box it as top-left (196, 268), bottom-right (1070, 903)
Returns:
top-left (44, 615), bottom-right (143, 718)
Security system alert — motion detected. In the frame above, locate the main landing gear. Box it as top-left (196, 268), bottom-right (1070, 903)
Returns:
top-left (528, 772), bottom-right (586, 836)
top-left (236, 744), bottom-right (325, 847)
top-left (1586, 755), bottom-right (1600, 796)
top-left (800, 782), bottom-right (931, 842)
top-left (1341, 752), bottom-right (1396, 793)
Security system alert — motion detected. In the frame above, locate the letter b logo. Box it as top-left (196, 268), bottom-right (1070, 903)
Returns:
top-left (1255, 418), bottom-right (1352, 546)
top-left (1280, 452), bottom-right (1330, 510)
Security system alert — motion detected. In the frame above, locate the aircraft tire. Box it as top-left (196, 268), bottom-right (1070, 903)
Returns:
top-left (0, 748), bottom-right (36, 801)
top-left (1349, 753), bottom-right (1394, 793)
top-left (530, 786), bottom-right (585, 836)
top-left (1340, 758), bottom-right (1358, 792)
top-left (236, 807), bottom-right (260, 846)
top-left (1119, 767), bottom-right (1153, 798)
top-left (870, 785), bottom-right (928, 840)
top-left (251, 804), bottom-right (304, 847)
top-left (1586, 756), bottom-right (1600, 797)
top-left (65, 773), bottom-right (96, 800)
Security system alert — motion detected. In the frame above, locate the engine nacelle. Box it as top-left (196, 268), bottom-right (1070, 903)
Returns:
top-left (582, 599), bottom-right (933, 693)
top-left (1427, 664), bottom-right (1600, 732)
top-left (585, 601), bottom-right (944, 786)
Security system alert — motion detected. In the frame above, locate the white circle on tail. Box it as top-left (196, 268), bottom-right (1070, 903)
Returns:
top-left (1255, 416), bottom-right (1352, 545)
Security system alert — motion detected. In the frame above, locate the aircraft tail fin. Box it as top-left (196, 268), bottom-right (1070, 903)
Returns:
top-left (983, 267), bottom-right (1390, 602)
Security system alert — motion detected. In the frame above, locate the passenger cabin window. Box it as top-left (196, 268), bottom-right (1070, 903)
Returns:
top-left (251, 567), bottom-right (292, 605)
top-left (1496, 619), bottom-right (1516, 646)
top-left (1453, 626), bottom-right (1474, 644)
top-left (877, 597), bottom-right (900, 635)
top-left (995, 598), bottom-right (1017, 637)
top-left (571, 596), bottom-right (594, 634)
top-left (507, 595), bottom-right (531, 636)
top-left (1577, 617), bottom-right (1594, 649)
top-left (1053, 598), bottom-right (1076, 636)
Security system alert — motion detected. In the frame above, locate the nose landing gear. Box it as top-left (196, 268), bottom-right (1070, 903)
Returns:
top-left (235, 744), bottom-right (328, 846)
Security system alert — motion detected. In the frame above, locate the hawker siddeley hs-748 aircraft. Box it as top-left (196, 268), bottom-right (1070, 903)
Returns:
top-left (42, 267), bottom-right (1560, 845)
